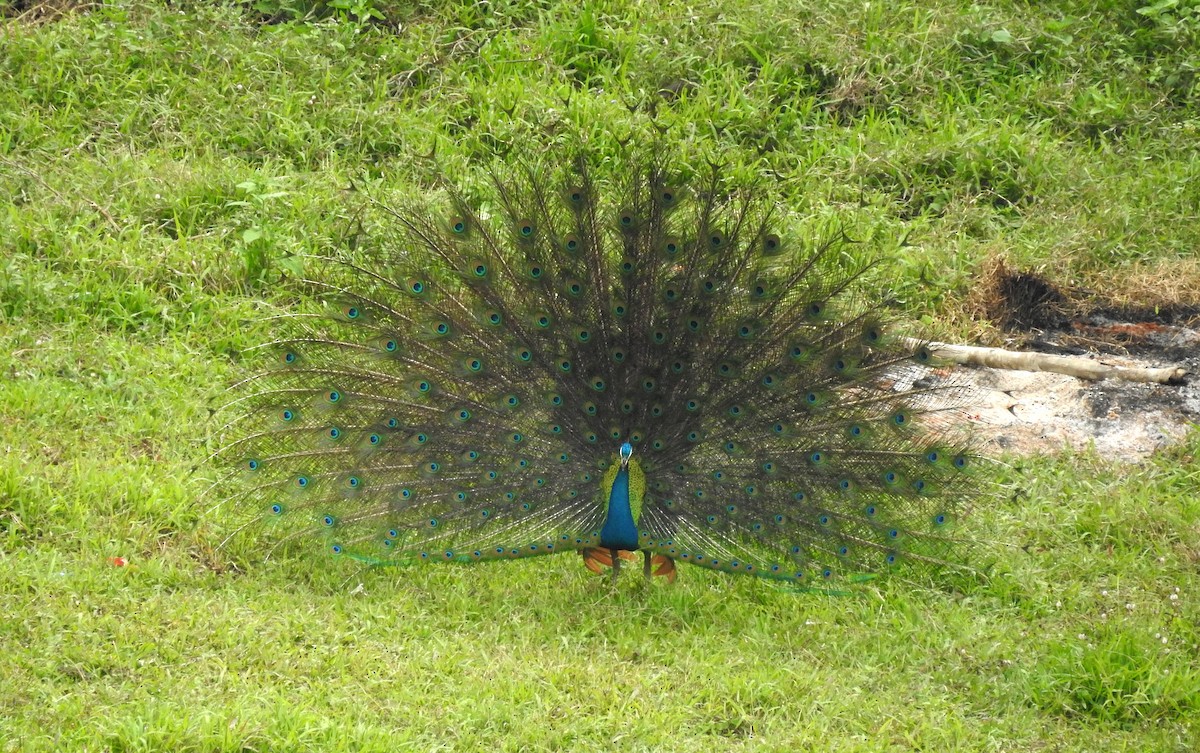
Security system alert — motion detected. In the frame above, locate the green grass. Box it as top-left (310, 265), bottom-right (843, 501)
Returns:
top-left (2, 0), bottom-right (1199, 750)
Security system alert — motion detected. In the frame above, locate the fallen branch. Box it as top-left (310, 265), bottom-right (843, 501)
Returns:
top-left (907, 339), bottom-right (1189, 385)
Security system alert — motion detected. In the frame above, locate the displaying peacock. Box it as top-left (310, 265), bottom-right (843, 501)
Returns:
top-left (213, 146), bottom-right (979, 586)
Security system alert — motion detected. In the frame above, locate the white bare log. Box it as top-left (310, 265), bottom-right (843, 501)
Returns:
top-left (904, 339), bottom-right (1189, 384)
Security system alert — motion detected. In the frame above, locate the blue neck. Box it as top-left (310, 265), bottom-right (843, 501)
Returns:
top-left (599, 467), bottom-right (639, 550)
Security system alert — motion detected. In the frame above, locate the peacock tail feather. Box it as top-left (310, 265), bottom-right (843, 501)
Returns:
top-left (212, 147), bottom-right (980, 586)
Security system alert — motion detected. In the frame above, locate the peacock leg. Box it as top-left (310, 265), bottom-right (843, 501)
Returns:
top-left (642, 550), bottom-right (652, 580)
top-left (610, 548), bottom-right (621, 583)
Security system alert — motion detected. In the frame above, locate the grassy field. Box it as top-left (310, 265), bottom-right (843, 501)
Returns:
top-left (2, 1), bottom-right (1199, 750)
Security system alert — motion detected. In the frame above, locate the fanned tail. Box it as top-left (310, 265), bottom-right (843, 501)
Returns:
top-left (211, 145), bottom-right (982, 585)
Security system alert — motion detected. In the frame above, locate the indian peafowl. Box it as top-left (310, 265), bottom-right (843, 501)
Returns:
top-left (214, 147), bottom-right (978, 586)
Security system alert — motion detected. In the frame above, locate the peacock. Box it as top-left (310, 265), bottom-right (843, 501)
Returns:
top-left (213, 146), bottom-right (979, 586)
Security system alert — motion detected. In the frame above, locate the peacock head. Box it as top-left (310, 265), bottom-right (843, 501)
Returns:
top-left (619, 441), bottom-right (633, 467)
